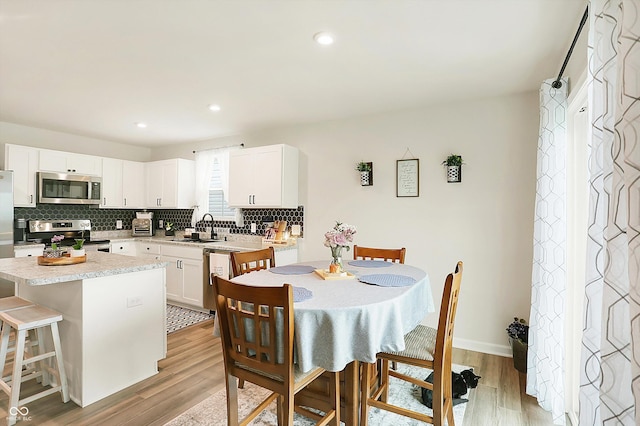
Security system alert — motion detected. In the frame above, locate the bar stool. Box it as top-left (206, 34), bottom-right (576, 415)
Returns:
top-left (0, 304), bottom-right (69, 426)
top-left (0, 297), bottom-right (36, 372)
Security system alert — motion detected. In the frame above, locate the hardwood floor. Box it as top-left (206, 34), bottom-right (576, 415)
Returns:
top-left (0, 320), bottom-right (554, 425)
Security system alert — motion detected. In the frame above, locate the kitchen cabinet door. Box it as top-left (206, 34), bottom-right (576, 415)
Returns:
top-left (122, 160), bottom-right (145, 208)
top-left (101, 157), bottom-right (123, 207)
top-left (228, 144), bottom-right (298, 208)
top-left (4, 144), bottom-right (38, 207)
top-left (162, 255), bottom-right (203, 308)
top-left (39, 149), bottom-right (102, 175)
top-left (145, 159), bottom-right (194, 208)
top-left (164, 256), bottom-right (182, 302)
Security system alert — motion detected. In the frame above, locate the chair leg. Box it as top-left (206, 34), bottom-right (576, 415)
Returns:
top-left (238, 378), bottom-right (245, 389)
top-left (226, 373), bottom-right (239, 425)
top-left (283, 389), bottom-right (294, 425)
top-left (8, 330), bottom-right (26, 426)
top-left (380, 359), bottom-right (390, 402)
top-left (49, 322), bottom-right (69, 402)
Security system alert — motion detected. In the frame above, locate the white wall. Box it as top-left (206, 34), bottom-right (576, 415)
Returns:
top-left (156, 91), bottom-right (540, 356)
top-left (0, 121), bottom-right (152, 165)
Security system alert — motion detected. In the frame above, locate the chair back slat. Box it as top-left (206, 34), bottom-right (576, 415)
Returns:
top-left (214, 276), bottom-right (294, 380)
top-left (353, 245), bottom-right (406, 263)
top-left (230, 247), bottom-right (276, 277)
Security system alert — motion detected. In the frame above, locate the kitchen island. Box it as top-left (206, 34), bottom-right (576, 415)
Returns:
top-left (0, 252), bottom-right (167, 407)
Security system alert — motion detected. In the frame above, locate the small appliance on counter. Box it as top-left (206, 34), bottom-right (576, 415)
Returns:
top-left (132, 211), bottom-right (154, 237)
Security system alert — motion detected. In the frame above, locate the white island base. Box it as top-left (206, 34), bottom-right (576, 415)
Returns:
top-left (17, 268), bottom-right (166, 407)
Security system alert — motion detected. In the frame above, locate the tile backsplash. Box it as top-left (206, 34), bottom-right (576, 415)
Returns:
top-left (14, 205), bottom-right (304, 236)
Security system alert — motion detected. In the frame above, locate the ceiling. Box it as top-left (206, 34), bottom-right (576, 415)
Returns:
top-left (0, 0), bottom-right (587, 147)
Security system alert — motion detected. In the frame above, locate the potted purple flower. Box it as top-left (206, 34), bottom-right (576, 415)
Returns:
top-left (506, 317), bottom-right (529, 373)
top-left (44, 234), bottom-right (65, 258)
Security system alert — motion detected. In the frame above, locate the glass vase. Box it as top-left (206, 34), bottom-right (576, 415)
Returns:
top-left (330, 246), bottom-right (344, 273)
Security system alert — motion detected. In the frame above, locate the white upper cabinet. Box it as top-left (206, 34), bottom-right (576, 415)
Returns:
top-left (228, 144), bottom-right (298, 208)
top-left (145, 159), bottom-right (195, 209)
top-left (101, 158), bottom-right (146, 208)
top-left (39, 149), bottom-right (102, 176)
top-left (101, 157), bottom-right (123, 208)
top-left (4, 144), bottom-right (39, 207)
top-left (122, 160), bottom-right (146, 208)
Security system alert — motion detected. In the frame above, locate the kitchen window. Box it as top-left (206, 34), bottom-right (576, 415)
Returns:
top-left (208, 157), bottom-right (235, 219)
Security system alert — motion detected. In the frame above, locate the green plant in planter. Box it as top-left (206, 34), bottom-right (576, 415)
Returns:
top-left (165, 222), bottom-right (174, 231)
top-left (441, 154), bottom-right (464, 167)
top-left (72, 239), bottom-right (85, 250)
top-left (355, 161), bottom-right (372, 172)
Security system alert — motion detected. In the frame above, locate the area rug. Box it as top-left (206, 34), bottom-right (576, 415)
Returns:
top-left (164, 363), bottom-right (472, 425)
top-left (166, 304), bottom-right (214, 334)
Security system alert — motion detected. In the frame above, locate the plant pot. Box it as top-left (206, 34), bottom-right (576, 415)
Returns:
top-left (43, 248), bottom-right (64, 258)
top-left (510, 338), bottom-right (528, 373)
top-left (446, 165), bottom-right (462, 183)
top-left (360, 171), bottom-right (370, 186)
top-left (165, 230), bottom-right (175, 236)
top-left (70, 248), bottom-right (85, 257)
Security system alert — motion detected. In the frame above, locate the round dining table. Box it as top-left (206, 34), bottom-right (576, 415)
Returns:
top-left (228, 258), bottom-right (434, 425)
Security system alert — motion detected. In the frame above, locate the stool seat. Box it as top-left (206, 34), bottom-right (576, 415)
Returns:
top-left (0, 297), bottom-right (34, 313)
top-left (0, 305), bottom-right (63, 330)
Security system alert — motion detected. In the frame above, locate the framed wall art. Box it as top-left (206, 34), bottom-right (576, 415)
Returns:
top-left (396, 158), bottom-right (419, 197)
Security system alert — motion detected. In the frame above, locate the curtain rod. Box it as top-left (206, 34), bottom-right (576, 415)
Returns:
top-left (192, 143), bottom-right (244, 154)
top-left (552, 6), bottom-right (589, 89)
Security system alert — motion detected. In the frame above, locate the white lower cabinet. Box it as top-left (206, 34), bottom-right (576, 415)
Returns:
top-left (275, 248), bottom-right (298, 266)
top-left (160, 245), bottom-right (203, 308)
top-left (14, 246), bottom-right (44, 258)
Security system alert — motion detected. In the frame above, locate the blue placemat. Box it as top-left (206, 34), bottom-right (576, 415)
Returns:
top-left (358, 274), bottom-right (417, 287)
top-left (269, 265), bottom-right (316, 275)
top-left (348, 260), bottom-right (393, 268)
top-left (293, 287), bottom-right (313, 303)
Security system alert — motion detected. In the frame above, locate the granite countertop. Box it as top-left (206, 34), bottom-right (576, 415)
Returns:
top-left (109, 236), bottom-right (298, 252)
top-left (0, 251), bottom-right (166, 286)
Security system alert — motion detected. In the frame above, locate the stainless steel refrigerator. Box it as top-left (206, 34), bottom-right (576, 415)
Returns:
top-left (0, 170), bottom-right (15, 296)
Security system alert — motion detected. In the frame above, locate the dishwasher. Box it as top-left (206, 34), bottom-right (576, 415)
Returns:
top-left (203, 247), bottom-right (239, 312)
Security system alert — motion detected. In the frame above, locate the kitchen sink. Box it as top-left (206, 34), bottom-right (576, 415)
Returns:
top-left (170, 238), bottom-right (223, 243)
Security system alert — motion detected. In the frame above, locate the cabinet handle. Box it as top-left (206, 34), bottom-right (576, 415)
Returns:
top-left (252, 195), bottom-right (256, 204)
top-left (30, 195), bottom-right (33, 203)
top-left (103, 197), bottom-right (106, 204)
top-left (124, 198), bottom-right (127, 206)
top-left (248, 195), bottom-right (251, 204)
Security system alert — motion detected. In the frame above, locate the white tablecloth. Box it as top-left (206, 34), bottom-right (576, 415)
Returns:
top-left (229, 260), bottom-right (434, 373)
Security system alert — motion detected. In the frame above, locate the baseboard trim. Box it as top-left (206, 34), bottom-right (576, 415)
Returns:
top-left (454, 337), bottom-right (513, 357)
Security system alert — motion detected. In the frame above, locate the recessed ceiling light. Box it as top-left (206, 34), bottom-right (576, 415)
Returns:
top-left (208, 104), bottom-right (221, 112)
top-left (313, 32), bottom-right (334, 45)
top-left (135, 122), bottom-right (147, 128)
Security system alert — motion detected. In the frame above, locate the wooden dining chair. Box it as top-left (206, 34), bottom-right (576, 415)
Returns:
top-left (213, 276), bottom-right (340, 425)
top-left (229, 246), bottom-right (276, 389)
top-left (360, 261), bottom-right (464, 426)
top-left (230, 247), bottom-right (276, 277)
top-left (353, 245), bottom-right (406, 264)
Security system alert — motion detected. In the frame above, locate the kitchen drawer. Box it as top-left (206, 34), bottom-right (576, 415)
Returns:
top-left (137, 242), bottom-right (161, 255)
top-left (161, 245), bottom-right (202, 260)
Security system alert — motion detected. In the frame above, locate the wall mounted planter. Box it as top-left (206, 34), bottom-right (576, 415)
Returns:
top-left (356, 162), bottom-right (373, 186)
top-left (446, 165), bottom-right (462, 183)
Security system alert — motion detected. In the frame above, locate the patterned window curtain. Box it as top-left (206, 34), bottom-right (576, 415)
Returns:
top-left (527, 78), bottom-right (568, 425)
top-left (580, 1), bottom-right (640, 425)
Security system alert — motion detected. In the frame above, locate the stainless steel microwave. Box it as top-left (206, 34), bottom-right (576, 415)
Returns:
top-left (37, 172), bottom-right (102, 205)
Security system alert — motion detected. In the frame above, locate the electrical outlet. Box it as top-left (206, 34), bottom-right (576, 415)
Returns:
top-left (158, 219), bottom-right (164, 229)
top-left (251, 223), bottom-right (257, 233)
top-left (127, 296), bottom-right (143, 308)
top-left (116, 220), bottom-right (123, 229)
